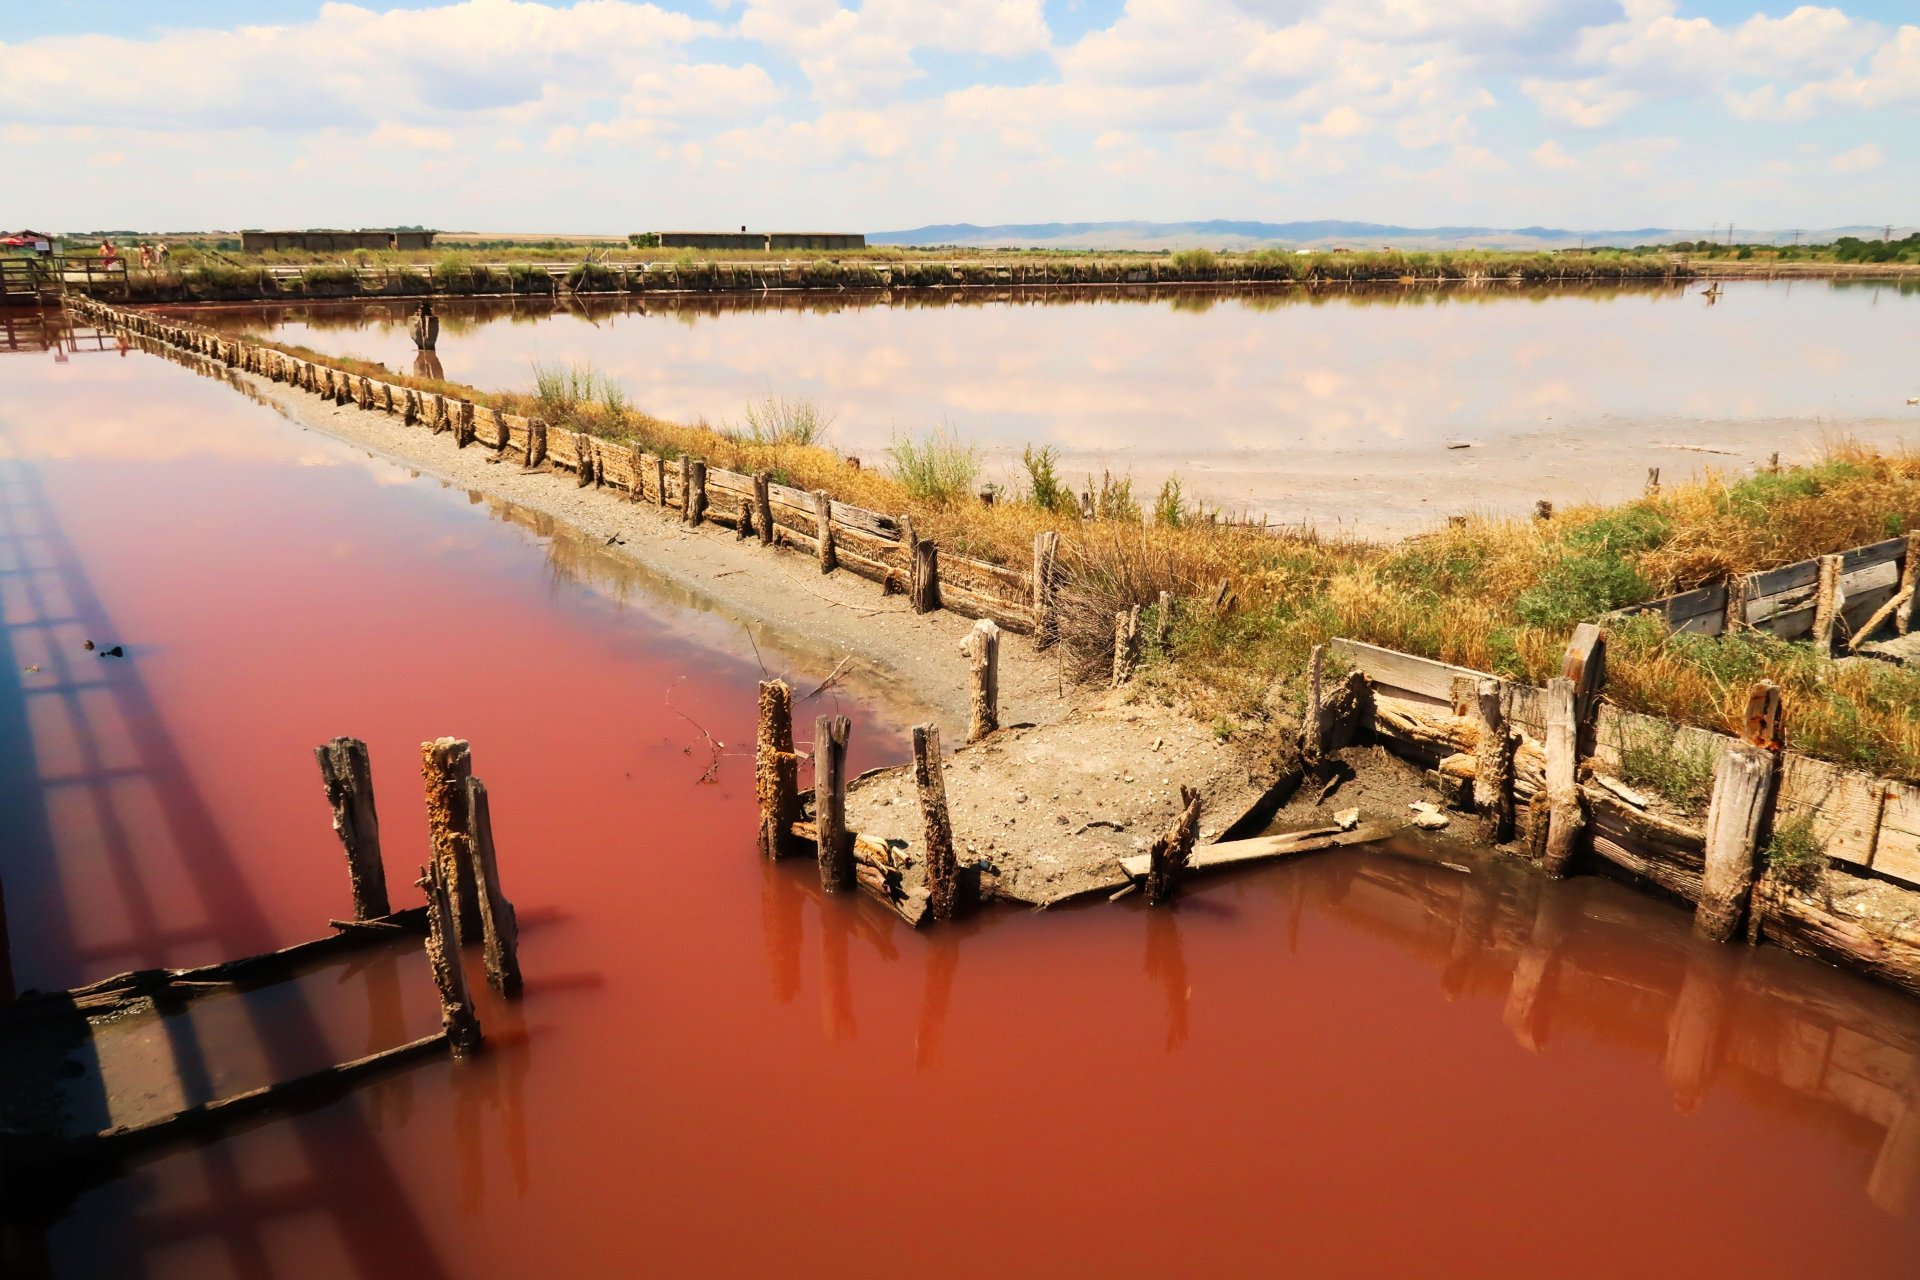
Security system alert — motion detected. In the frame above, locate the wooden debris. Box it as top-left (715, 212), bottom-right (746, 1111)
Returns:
top-left (815, 715), bottom-right (853, 890)
top-left (1849, 585), bottom-right (1914, 652)
top-left (1593, 774), bottom-right (1650, 809)
top-left (421, 737), bottom-right (480, 943)
top-left (1119, 820), bottom-right (1395, 880)
top-left (961, 618), bottom-right (1000, 742)
top-left (315, 736), bottom-right (389, 920)
top-left (913, 725), bottom-right (959, 921)
top-left (465, 777), bottom-right (521, 997)
top-left (1144, 786), bottom-right (1201, 905)
top-left (755, 680), bottom-right (800, 860)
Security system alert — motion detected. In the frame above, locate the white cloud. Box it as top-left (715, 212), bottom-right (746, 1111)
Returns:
top-left (1829, 141), bottom-right (1882, 173)
top-left (1530, 139), bottom-right (1577, 170)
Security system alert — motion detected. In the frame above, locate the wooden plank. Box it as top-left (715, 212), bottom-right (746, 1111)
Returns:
top-left (937, 580), bottom-right (1035, 634)
top-left (1871, 784), bottom-right (1920, 889)
top-left (939, 551), bottom-right (1029, 600)
top-left (1776, 754), bottom-right (1887, 867)
top-left (1590, 705), bottom-right (1733, 779)
top-left (1117, 821), bottom-right (1398, 879)
top-left (1330, 638), bottom-right (1487, 706)
top-left (1619, 582), bottom-right (1726, 631)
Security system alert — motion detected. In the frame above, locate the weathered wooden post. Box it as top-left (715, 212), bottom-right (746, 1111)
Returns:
top-left (574, 432), bottom-right (597, 487)
top-left (1901, 532), bottom-right (1920, 636)
top-left (812, 490), bottom-right (836, 572)
top-left (1697, 743), bottom-right (1778, 941)
top-left (421, 738), bottom-right (480, 943)
top-left (315, 736), bottom-right (389, 920)
top-left (1305, 643), bottom-right (1326, 758)
top-left (754, 473), bottom-right (774, 546)
top-left (962, 618), bottom-right (1000, 741)
top-left (528, 417), bottom-right (549, 466)
top-left (1154, 590), bottom-right (1174, 652)
top-left (1724, 572), bottom-right (1750, 634)
top-left (653, 455), bottom-right (668, 507)
top-left (455, 400), bottom-right (475, 448)
top-left (1811, 553), bottom-right (1844, 654)
top-left (464, 777), bottom-right (522, 997)
top-left (1145, 786), bottom-right (1201, 905)
top-left (756, 680), bottom-right (800, 860)
top-left (679, 455), bottom-right (693, 518)
top-left (1033, 531), bottom-right (1059, 647)
top-left (418, 862), bottom-right (481, 1056)
top-left (737, 497), bottom-right (753, 540)
top-left (402, 389), bottom-right (420, 426)
top-left (815, 715), bottom-right (853, 890)
top-left (1112, 605), bottom-right (1141, 686)
top-left (911, 540), bottom-right (941, 613)
top-left (1472, 677), bottom-right (1517, 841)
top-left (1540, 676), bottom-right (1584, 876)
top-left (689, 459), bottom-right (709, 526)
top-left (1646, 466), bottom-right (1661, 496)
top-left (913, 725), bottom-right (959, 921)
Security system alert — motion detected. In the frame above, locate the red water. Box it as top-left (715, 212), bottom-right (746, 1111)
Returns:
top-left (5, 322), bottom-right (1920, 1277)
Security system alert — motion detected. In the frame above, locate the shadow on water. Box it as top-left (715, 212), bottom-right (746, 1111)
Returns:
top-left (0, 455), bottom-right (459, 1279)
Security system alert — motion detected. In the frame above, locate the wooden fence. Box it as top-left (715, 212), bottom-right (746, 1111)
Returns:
top-left (64, 298), bottom-right (1046, 635)
top-left (1615, 531), bottom-right (1919, 650)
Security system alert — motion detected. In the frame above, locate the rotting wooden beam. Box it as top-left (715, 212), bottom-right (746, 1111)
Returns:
top-left (1541, 676), bottom-right (1585, 877)
top-left (419, 861), bottom-right (482, 1056)
top-left (1850, 586), bottom-right (1914, 652)
top-left (1118, 820), bottom-right (1400, 881)
top-left (421, 737), bottom-right (480, 943)
top-left (913, 725), bottom-right (959, 921)
top-left (1812, 552), bottom-right (1844, 654)
top-left (1145, 787), bottom-right (1201, 905)
top-left (756, 679), bottom-right (800, 860)
top-left (815, 715), bottom-right (853, 890)
top-left (962, 619), bottom-right (1000, 742)
top-left (315, 736), bottom-right (389, 920)
top-left (813, 490), bottom-right (836, 572)
top-left (1033, 531), bottom-right (1060, 648)
top-left (465, 777), bottom-right (522, 998)
top-left (1697, 739), bottom-right (1779, 942)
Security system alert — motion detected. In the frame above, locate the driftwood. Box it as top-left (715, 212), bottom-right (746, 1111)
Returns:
top-left (1144, 787), bottom-right (1201, 905)
top-left (465, 777), bottom-right (522, 997)
top-left (910, 539), bottom-right (940, 613)
top-left (1120, 820), bottom-right (1398, 881)
top-left (419, 861), bottom-right (481, 1056)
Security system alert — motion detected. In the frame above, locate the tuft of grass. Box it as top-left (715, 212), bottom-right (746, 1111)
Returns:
top-left (1154, 477), bottom-right (1186, 528)
top-left (531, 360), bottom-right (629, 424)
top-left (735, 394), bottom-right (832, 446)
top-left (1023, 445), bottom-right (1076, 515)
top-left (1765, 814), bottom-right (1824, 891)
top-left (1171, 247), bottom-right (1218, 273)
top-left (887, 426), bottom-right (980, 502)
top-left (1612, 720), bottom-right (1716, 810)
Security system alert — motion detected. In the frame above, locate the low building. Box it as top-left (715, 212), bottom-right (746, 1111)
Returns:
top-left (240, 229), bottom-right (437, 253)
top-left (653, 231), bottom-right (865, 252)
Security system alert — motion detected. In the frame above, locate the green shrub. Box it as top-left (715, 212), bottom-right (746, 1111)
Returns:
top-left (1171, 247), bottom-right (1218, 273)
top-left (735, 394), bottom-right (831, 446)
top-left (1764, 814), bottom-right (1823, 891)
top-left (887, 426), bottom-right (980, 502)
top-left (1023, 445), bottom-right (1077, 514)
top-left (1153, 477), bottom-right (1186, 528)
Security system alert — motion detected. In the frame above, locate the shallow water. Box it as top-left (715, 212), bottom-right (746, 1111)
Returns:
top-left (190, 280), bottom-right (1920, 534)
top-left (3, 323), bottom-right (1920, 1276)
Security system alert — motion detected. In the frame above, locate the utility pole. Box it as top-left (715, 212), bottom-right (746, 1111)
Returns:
top-left (1887, 224), bottom-right (1894, 243)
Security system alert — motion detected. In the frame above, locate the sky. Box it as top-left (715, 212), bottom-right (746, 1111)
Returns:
top-left (3, 0), bottom-right (1914, 234)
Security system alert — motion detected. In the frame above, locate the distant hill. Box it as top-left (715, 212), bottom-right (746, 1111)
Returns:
top-left (869, 220), bottom-right (1903, 251)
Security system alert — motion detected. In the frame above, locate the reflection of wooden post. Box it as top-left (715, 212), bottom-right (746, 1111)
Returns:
top-left (316, 736), bottom-right (389, 920)
top-left (419, 862), bottom-right (481, 1056)
top-left (1503, 880), bottom-right (1574, 1052)
top-left (754, 472), bottom-right (774, 546)
top-left (1664, 949), bottom-right (1738, 1114)
top-left (1472, 678), bottom-right (1517, 841)
top-left (815, 715), bottom-right (853, 890)
top-left (1696, 741), bottom-right (1777, 941)
top-left (962, 619), bottom-right (1000, 742)
top-left (1146, 786), bottom-right (1200, 905)
top-left (464, 777), bottom-right (522, 997)
top-left (913, 725), bottom-right (959, 921)
top-left (1541, 677), bottom-right (1584, 876)
top-left (1033, 531), bottom-right (1059, 647)
top-left (756, 680), bottom-right (799, 860)
top-left (812, 491), bottom-right (836, 572)
top-left (1812, 553), bottom-right (1843, 654)
top-left (421, 738), bottom-right (480, 943)
top-left (1869, 1071), bottom-right (1920, 1216)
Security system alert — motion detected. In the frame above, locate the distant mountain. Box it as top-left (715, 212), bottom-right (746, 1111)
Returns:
top-left (869, 220), bottom-right (1905, 251)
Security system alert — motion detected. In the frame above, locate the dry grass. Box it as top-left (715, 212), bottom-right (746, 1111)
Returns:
top-left (241, 330), bottom-right (1920, 780)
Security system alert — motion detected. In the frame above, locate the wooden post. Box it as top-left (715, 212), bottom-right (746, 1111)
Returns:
top-left (653, 454), bottom-right (668, 507)
top-left (421, 737), bottom-right (480, 944)
top-left (737, 497), bottom-right (752, 540)
top-left (575, 432), bottom-right (597, 487)
top-left (755, 680), bottom-right (800, 859)
top-left (1032, 531), bottom-right (1059, 647)
top-left (1472, 678), bottom-right (1517, 841)
top-left (528, 417), bottom-right (548, 466)
top-left (1812, 553), bottom-right (1843, 654)
top-left (315, 736), bottom-right (389, 920)
top-left (688, 458), bottom-right (708, 526)
top-left (754, 472), bottom-right (774, 546)
top-left (1146, 786), bottom-right (1201, 905)
top-left (464, 777), bottom-right (521, 997)
top-left (1645, 466), bottom-right (1661, 496)
top-left (812, 490), bottom-right (836, 572)
top-left (913, 725), bottom-right (959, 921)
top-left (1112, 605), bottom-right (1141, 686)
top-left (1154, 590), bottom-right (1173, 652)
top-left (1724, 572), bottom-right (1750, 634)
top-left (1902, 532), bottom-right (1920, 636)
top-left (1561, 623), bottom-right (1606, 724)
top-left (402, 389), bottom-right (419, 426)
top-left (815, 715), bottom-right (853, 890)
top-left (962, 619), bottom-right (1000, 742)
top-left (418, 862), bottom-right (481, 1056)
top-left (1696, 741), bottom-right (1778, 941)
top-left (679, 455), bottom-right (693, 519)
top-left (911, 540), bottom-right (941, 613)
top-left (1540, 676), bottom-right (1585, 876)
